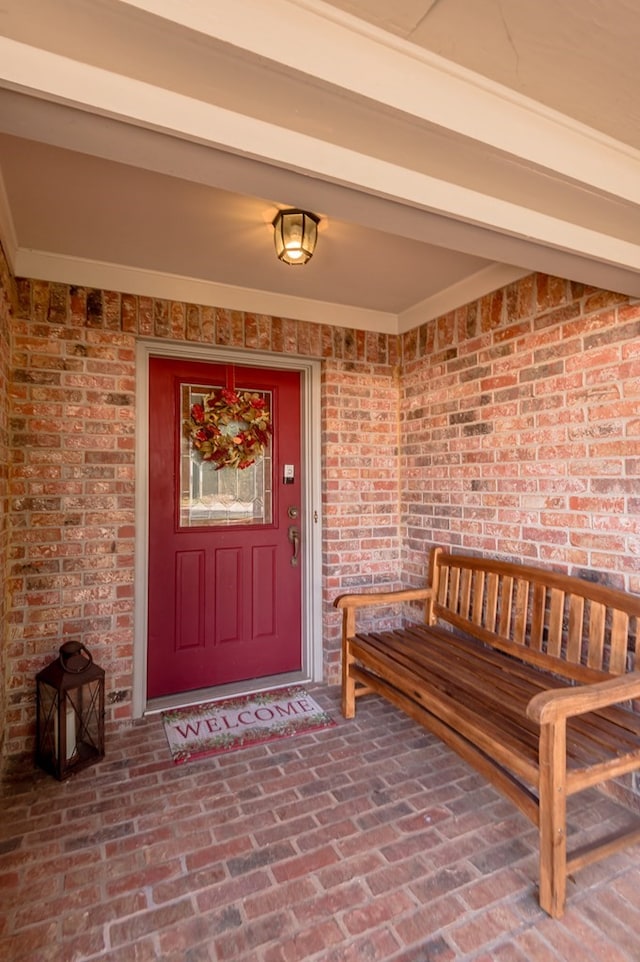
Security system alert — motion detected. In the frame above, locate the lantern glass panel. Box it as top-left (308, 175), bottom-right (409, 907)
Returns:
top-left (36, 680), bottom-right (58, 768)
top-left (71, 679), bottom-right (104, 760)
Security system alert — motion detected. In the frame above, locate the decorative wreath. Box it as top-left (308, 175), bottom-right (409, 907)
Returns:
top-left (184, 387), bottom-right (272, 470)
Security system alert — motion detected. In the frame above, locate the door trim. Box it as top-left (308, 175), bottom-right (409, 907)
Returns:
top-left (133, 340), bottom-right (323, 717)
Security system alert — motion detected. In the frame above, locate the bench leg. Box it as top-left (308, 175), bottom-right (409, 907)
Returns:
top-left (342, 645), bottom-right (356, 718)
top-left (538, 720), bottom-right (567, 918)
top-left (341, 610), bottom-right (356, 718)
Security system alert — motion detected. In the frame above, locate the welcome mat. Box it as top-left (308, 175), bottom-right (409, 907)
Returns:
top-left (161, 685), bottom-right (336, 764)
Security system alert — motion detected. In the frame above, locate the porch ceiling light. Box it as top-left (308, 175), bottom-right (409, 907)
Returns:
top-left (272, 209), bottom-right (319, 266)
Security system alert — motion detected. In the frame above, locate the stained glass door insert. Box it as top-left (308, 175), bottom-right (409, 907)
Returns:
top-left (179, 383), bottom-right (273, 527)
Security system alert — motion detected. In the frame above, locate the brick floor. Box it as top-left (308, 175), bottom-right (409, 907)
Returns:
top-left (2, 686), bottom-right (640, 962)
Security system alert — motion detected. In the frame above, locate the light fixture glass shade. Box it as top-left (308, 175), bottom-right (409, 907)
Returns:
top-left (273, 209), bottom-right (319, 265)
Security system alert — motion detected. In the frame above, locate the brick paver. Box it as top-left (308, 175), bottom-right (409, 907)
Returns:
top-left (1, 686), bottom-right (639, 961)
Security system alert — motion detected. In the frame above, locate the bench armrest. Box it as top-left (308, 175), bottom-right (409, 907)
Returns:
top-left (527, 671), bottom-right (640, 724)
top-left (334, 587), bottom-right (432, 611)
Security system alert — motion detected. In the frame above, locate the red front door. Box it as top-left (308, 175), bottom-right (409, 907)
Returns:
top-left (147, 357), bottom-right (302, 699)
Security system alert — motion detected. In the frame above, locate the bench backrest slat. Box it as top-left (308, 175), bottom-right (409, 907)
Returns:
top-left (611, 609), bottom-right (631, 674)
top-left (439, 564), bottom-right (451, 610)
top-left (487, 572), bottom-right (499, 633)
top-left (547, 589), bottom-right (565, 658)
top-left (430, 548), bottom-right (640, 682)
top-left (587, 603), bottom-right (606, 671)
top-left (530, 583), bottom-right (546, 653)
top-left (498, 576), bottom-right (514, 637)
top-left (460, 567), bottom-right (472, 619)
top-left (513, 580), bottom-right (529, 644)
top-left (472, 570), bottom-right (486, 626)
top-left (566, 595), bottom-right (585, 664)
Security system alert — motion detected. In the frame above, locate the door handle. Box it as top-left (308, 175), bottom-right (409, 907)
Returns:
top-left (288, 525), bottom-right (300, 567)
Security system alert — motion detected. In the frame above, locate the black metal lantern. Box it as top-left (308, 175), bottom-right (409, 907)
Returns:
top-left (272, 209), bottom-right (319, 265)
top-left (36, 642), bottom-right (105, 780)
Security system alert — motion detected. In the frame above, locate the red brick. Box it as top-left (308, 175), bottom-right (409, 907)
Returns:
top-left (105, 861), bottom-right (181, 898)
top-left (342, 888), bottom-right (414, 935)
top-left (245, 877), bottom-right (318, 920)
top-left (0, 922), bottom-right (60, 960)
top-left (102, 938), bottom-right (159, 962)
top-left (214, 911), bottom-right (293, 960)
top-left (463, 867), bottom-right (531, 909)
top-left (319, 930), bottom-right (401, 962)
top-left (61, 891), bottom-right (148, 937)
top-left (395, 896), bottom-right (466, 943)
top-left (195, 866), bottom-right (273, 914)
top-left (158, 907), bottom-right (242, 955)
top-left (316, 851), bottom-right (384, 890)
top-left (562, 900), bottom-right (640, 961)
top-left (185, 834), bottom-right (253, 871)
top-left (529, 916), bottom-right (586, 957)
top-left (472, 947), bottom-right (530, 962)
top-left (270, 844), bottom-right (341, 883)
top-left (449, 903), bottom-right (523, 953)
top-left (109, 899), bottom-right (195, 947)
top-left (260, 919), bottom-right (345, 962)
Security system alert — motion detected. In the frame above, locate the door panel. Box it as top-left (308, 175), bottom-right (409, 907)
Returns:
top-left (252, 544), bottom-right (277, 637)
top-left (175, 550), bottom-right (205, 651)
top-left (147, 357), bottom-right (302, 699)
top-left (215, 547), bottom-right (242, 644)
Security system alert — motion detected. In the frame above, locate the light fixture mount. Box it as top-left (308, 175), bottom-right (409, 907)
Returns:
top-left (272, 209), bottom-right (319, 266)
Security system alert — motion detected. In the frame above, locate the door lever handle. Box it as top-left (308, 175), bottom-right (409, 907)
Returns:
top-left (288, 525), bottom-right (300, 567)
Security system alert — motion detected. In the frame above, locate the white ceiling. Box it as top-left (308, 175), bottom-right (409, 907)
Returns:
top-left (0, 0), bottom-right (639, 334)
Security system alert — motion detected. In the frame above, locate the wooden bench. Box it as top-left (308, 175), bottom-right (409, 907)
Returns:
top-left (335, 546), bottom-right (640, 918)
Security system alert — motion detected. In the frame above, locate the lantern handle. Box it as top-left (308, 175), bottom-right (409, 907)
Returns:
top-left (59, 641), bottom-right (94, 673)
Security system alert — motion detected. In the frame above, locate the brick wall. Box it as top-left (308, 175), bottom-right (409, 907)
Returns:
top-left (2, 273), bottom-right (397, 771)
top-left (322, 355), bottom-right (402, 678)
top-left (2, 262), bottom-right (640, 781)
top-left (7, 281), bottom-right (138, 766)
top-left (400, 275), bottom-right (640, 592)
top-left (0, 245), bottom-right (13, 763)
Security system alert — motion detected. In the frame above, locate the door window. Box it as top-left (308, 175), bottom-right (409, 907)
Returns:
top-left (179, 382), bottom-right (273, 527)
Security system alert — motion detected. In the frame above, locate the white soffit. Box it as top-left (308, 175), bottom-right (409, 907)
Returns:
top-left (0, 0), bottom-right (639, 329)
top-left (2, 35), bottom-right (639, 276)
top-left (121, 0), bottom-right (640, 204)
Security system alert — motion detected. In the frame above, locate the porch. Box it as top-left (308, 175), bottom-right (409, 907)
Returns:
top-left (2, 686), bottom-right (639, 962)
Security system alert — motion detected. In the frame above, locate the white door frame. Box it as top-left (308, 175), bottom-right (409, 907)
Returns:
top-left (133, 340), bottom-right (323, 717)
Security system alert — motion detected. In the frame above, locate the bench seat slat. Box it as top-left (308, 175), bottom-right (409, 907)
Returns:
top-left (413, 627), bottom-right (640, 756)
top-left (403, 625), bottom-right (640, 743)
top-left (351, 626), bottom-right (640, 776)
top-left (374, 629), bottom-right (544, 743)
top-left (363, 633), bottom-right (542, 757)
top-left (425, 635), bottom-right (640, 755)
top-left (349, 637), bottom-right (541, 785)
